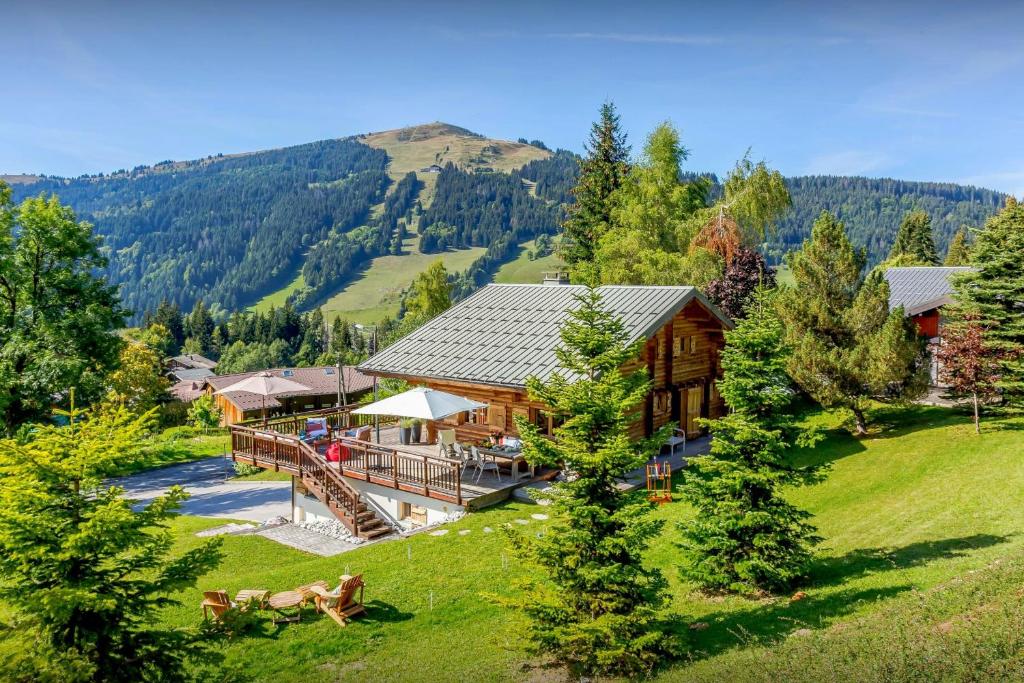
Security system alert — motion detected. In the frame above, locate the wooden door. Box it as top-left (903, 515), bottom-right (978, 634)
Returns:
top-left (685, 387), bottom-right (703, 436)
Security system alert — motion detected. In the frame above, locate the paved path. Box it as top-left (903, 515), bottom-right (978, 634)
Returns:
top-left (255, 524), bottom-right (362, 557)
top-left (113, 457), bottom-right (292, 523)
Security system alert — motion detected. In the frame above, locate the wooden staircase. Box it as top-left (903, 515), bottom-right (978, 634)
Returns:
top-left (230, 426), bottom-right (394, 541)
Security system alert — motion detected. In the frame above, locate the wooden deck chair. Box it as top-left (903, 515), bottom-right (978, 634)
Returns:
top-left (437, 429), bottom-right (456, 458)
top-left (311, 574), bottom-right (366, 627)
top-left (201, 590), bottom-right (234, 621)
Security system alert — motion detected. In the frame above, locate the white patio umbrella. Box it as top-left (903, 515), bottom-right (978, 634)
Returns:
top-left (352, 386), bottom-right (486, 420)
top-left (214, 371), bottom-right (310, 422)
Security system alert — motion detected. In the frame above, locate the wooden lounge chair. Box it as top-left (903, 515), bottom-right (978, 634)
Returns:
top-left (311, 574), bottom-right (366, 627)
top-left (201, 590), bottom-right (234, 621)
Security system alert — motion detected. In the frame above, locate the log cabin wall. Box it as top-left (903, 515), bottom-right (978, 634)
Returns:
top-left (399, 299), bottom-right (727, 443)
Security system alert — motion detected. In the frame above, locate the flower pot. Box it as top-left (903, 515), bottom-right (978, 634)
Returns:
top-left (399, 426), bottom-right (411, 445)
top-left (411, 422), bottom-right (422, 443)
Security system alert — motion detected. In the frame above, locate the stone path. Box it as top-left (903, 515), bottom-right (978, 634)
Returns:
top-left (255, 523), bottom-right (363, 557)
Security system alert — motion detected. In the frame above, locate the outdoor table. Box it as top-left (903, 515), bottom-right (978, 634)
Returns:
top-left (233, 589), bottom-right (269, 609)
top-left (478, 447), bottom-right (534, 480)
top-left (267, 590), bottom-right (304, 624)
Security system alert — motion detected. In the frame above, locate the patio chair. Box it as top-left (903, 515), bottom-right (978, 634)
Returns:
top-left (296, 580), bottom-right (330, 606)
top-left (310, 574), bottom-right (366, 627)
top-left (453, 442), bottom-right (473, 476)
top-left (471, 445), bottom-right (501, 484)
top-left (437, 429), bottom-right (456, 458)
top-left (201, 590), bottom-right (234, 621)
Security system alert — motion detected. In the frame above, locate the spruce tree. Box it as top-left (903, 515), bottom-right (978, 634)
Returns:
top-left (681, 287), bottom-right (822, 594)
top-left (950, 197), bottom-right (1024, 406)
top-left (0, 406), bottom-right (223, 681)
top-left (777, 211), bottom-right (928, 434)
top-left (944, 225), bottom-right (972, 265)
top-left (890, 210), bottom-right (939, 265)
top-left (505, 287), bottom-right (678, 678)
top-left (561, 101), bottom-right (630, 267)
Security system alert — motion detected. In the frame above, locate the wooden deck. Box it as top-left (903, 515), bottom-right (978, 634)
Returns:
top-left (230, 413), bottom-right (543, 527)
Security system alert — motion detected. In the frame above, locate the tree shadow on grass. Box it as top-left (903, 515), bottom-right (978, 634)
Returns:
top-left (672, 533), bottom-right (1011, 665)
top-left (809, 533), bottom-right (1011, 588)
top-left (360, 599), bottom-right (414, 625)
top-left (857, 404), bottom-right (967, 441)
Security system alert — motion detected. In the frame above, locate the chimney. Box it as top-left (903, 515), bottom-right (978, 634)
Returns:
top-left (542, 270), bottom-right (571, 286)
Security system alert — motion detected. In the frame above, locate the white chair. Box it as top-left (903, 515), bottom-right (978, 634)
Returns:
top-left (437, 429), bottom-right (456, 458)
top-left (471, 446), bottom-right (501, 484)
top-left (453, 443), bottom-right (472, 476)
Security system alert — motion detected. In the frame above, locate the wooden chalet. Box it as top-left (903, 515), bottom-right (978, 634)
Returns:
top-left (358, 283), bottom-right (733, 443)
top-left (205, 366), bottom-right (374, 425)
top-left (885, 266), bottom-right (974, 383)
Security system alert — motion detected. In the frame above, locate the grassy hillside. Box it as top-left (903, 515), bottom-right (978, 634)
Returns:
top-left (142, 404), bottom-right (1024, 681)
top-left (492, 238), bottom-right (565, 284)
top-left (360, 122), bottom-right (550, 178)
top-left (318, 235), bottom-right (485, 324)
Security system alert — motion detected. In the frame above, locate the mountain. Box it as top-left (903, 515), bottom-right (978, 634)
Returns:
top-left (6, 123), bottom-right (1005, 322)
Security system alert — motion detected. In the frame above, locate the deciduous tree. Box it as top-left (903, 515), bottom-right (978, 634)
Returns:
top-left (0, 184), bottom-right (125, 434)
top-left (681, 287), bottom-right (823, 594)
top-left (935, 312), bottom-right (1002, 433)
top-left (505, 287), bottom-right (678, 677)
top-left (404, 259), bottom-right (451, 323)
top-left (705, 247), bottom-right (777, 319)
top-left (107, 340), bottom-right (170, 412)
top-left (776, 211), bottom-right (928, 434)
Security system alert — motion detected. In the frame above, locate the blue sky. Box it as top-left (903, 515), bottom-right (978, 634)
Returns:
top-left (3, 0), bottom-right (1023, 194)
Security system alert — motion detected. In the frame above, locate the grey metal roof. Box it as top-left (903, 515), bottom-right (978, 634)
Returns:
top-left (359, 284), bottom-right (732, 388)
top-left (169, 368), bottom-right (215, 382)
top-left (884, 266), bottom-right (974, 317)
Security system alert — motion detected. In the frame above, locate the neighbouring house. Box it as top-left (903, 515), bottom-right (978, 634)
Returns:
top-left (167, 368), bottom-right (215, 404)
top-left (166, 353), bottom-right (218, 372)
top-left (358, 283), bottom-right (733, 442)
top-left (204, 366), bottom-right (375, 425)
top-left (885, 266), bottom-right (974, 383)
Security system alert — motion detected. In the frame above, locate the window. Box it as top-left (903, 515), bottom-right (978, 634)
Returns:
top-left (533, 409), bottom-right (565, 436)
top-left (323, 367), bottom-right (335, 375)
top-left (282, 369), bottom-right (294, 377)
top-left (689, 335), bottom-right (698, 354)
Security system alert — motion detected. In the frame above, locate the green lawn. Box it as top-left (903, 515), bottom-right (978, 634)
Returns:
top-left (126, 427), bottom-right (230, 474)
top-left (492, 239), bottom-right (565, 285)
top-left (152, 404), bottom-right (1024, 681)
top-left (250, 270), bottom-right (306, 314)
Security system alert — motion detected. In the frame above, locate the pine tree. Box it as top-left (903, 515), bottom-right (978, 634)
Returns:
top-left (681, 287), bottom-right (822, 594)
top-left (0, 406), bottom-right (223, 681)
top-left (944, 225), bottom-right (972, 265)
top-left (890, 210), bottom-right (939, 265)
top-left (777, 211), bottom-right (928, 434)
top-left (561, 101), bottom-right (630, 266)
top-left (950, 197), bottom-right (1024, 406)
top-left (505, 287), bottom-right (678, 677)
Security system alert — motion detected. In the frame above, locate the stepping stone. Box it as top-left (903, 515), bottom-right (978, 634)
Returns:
top-left (514, 518), bottom-right (530, 525)
top-left (458, 529), bottom-right (471, 536)
top-left (483, 527), bottom-right (494, 533)
top-left (530, 513), bottom-right (549, 520)
top-left (429, 529), bottom-right (449, 536)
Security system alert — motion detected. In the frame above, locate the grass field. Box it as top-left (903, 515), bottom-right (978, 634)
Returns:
top-left (319, 236), bottom-right (485, 324)
top-left (250, 270), bottom-right (306, 313)
top-left (492, 239), bottom-right (565, 285)
top-left (149, 404), bottom-right (1024, 681)
top-left (128, 427), bottom-right (229, 474)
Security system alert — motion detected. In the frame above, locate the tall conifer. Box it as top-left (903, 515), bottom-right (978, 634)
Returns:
top-left (950, 197), bottom-right (1024, 405)
top-left (561, 102), bottom-right (630, 267)
top-left (890, 210), bottom-right (939, 265)
top-left (505, 287), bottom-right (677, 677)
top-left (681, 287), bottom-right (822, 594)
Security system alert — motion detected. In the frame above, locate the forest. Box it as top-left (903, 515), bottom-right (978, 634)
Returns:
top-left (10, 133), bottom-right (1005, 321)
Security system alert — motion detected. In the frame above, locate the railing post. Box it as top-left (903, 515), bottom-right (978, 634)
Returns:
top-left (455, 461), bottom-right (462, 505)
top-left (422, 455), bottom-right (429, 497)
